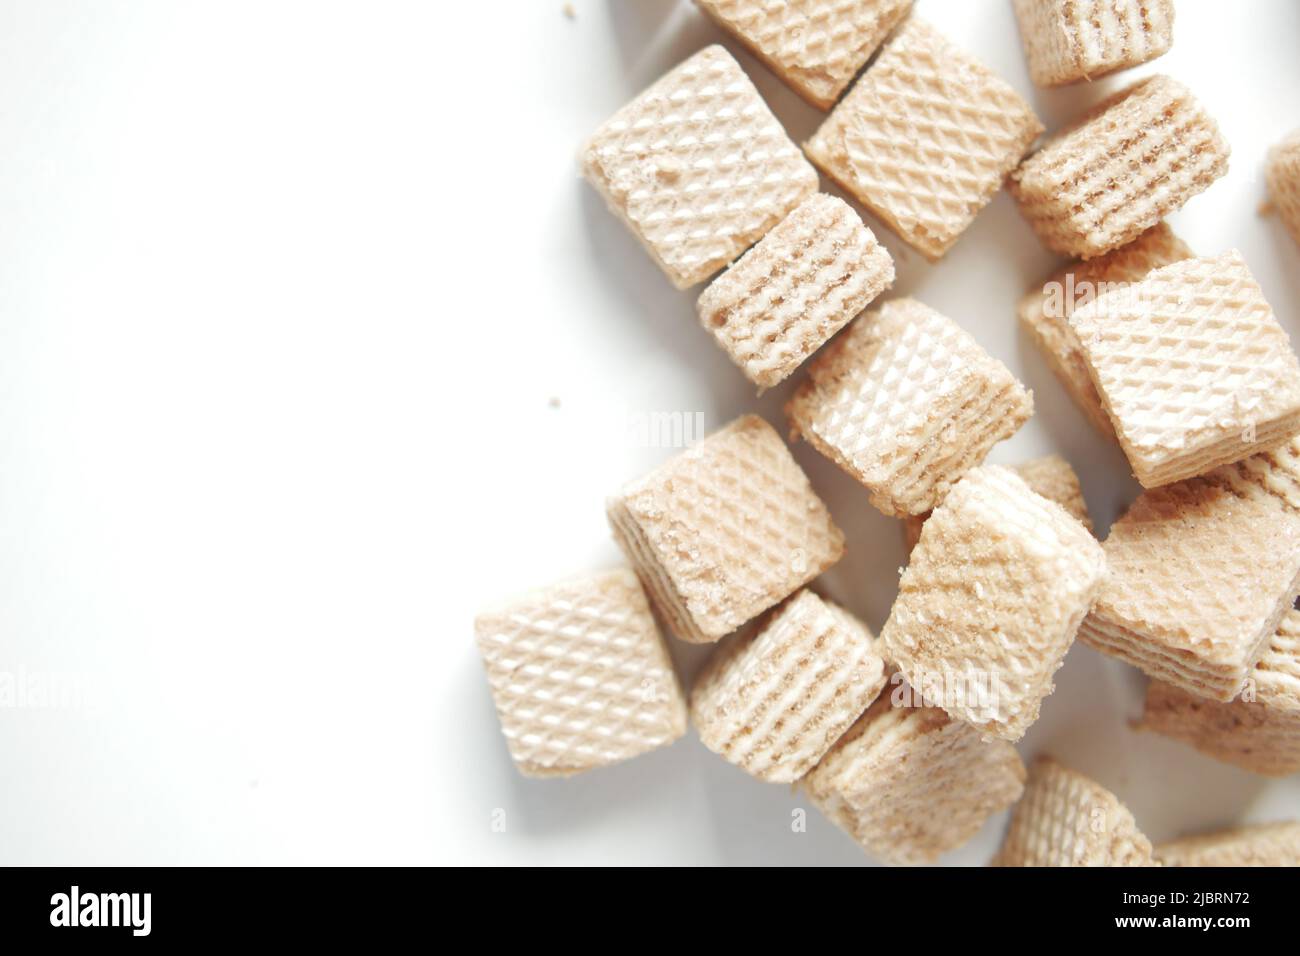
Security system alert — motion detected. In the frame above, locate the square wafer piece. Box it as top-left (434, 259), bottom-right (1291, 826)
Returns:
top-left (804, 695), bottom-right (1026, 865)
top-left (474, 568), bottom-right (688, 778)
top-left (1080, 442), bottom-right (1300, 701)
top-left (698, 194), bottom-right (894, 389)
top-left (1018, 223), bottom-right (1193, 438)
top-left (881, 465), bottom-right (1105, 740)
top-left (903, 454), bottom-right (1092, 552)
top-left (1011, 75), bottom-right (1228, 259)
top-left (1070, 251), bottom-right (1300, 488)
top-left (1137, 610), bottom-right (1300, 777)
top-left (608, 415), bottom-right (845, 644)
top-left (694, 0), bottom-right (913, 110)
top-left (804, 18), bottom-right (1043, 261)
top-left (994, 758), bottom-right (1154, 866)
top-left (1156, 822), bottom-right (1300, 867)
top-left (1011, 0), bottom-right (1174, 87)
top-left (787, 298), bottom-right (1033, 518)
top-left (580, 45), bottom-right (817, 290)
top-left (691, 591), bottom-right (886, 782)
top-left (1267, 129), bottom-right (1300, 249)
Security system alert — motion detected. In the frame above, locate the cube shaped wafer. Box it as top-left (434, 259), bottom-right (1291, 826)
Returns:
top-left (804, 18), bottom-right (1043, 261)
top-left (690, 591), bottom-right (886, 782)
top-left (694, 0), bottom-right (913, 110)
top-left (1018, 223), bottom-right (1193, 438)
top-left (1011, 0), bottom-right (1174, 88)
top-left (994, 758), bottom-right (1154, 866)
top-left (608, 415), bottom-right (845, 644)
top-left (474, 568), bottom-right (687, 777)
top-left (1156, 822), bottom-right (1300, 867)
top-left (903, 454), bottom-right (1092, 552)
top-left (697, 194), bottom-right (894, 389)
top-left (1080, 441), bottom-right (1300, 701)
top-left (1070, 251), bottom-right (1300, 488)
top-left (1011, 75), bottom-right (1229, 259)
top-left (1137, 610), bottom-right (1300, 776)
top-left (787, 298), bottom-right (1033, 517)
top-left (804, 695), bottom-right (1026, 865)
top-left (580, 45), bottom-right (818, 290)
top-left (881, 466), bottom-right (1105, 740)
top-left (1267, 129), bottom-right (1300, 249)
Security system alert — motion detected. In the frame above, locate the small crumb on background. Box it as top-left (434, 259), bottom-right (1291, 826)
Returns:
top-left (562, 3), bottom-right (575, 19)
top-left (548, 396), bottom-right (561, 409)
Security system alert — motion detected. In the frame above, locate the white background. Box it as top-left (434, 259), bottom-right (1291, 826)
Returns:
top-left (1, 0), bottom-right (1298, 865)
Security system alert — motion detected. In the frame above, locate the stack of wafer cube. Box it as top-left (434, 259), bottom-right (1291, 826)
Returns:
top-left (472, 3), bottom-right (1300, 866)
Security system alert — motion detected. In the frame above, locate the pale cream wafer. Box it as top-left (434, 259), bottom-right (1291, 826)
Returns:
top-left (786, 298), bottom-right (1033, 518)
top-left (1155, 822), bottom-right (1300, 867)
top-left (1137, 610), bottom-right (1300, 777)
top-left (697, 194), bottom-right (894, 389)
top-left (607, 415), bottom-right (845, 644)
top-left (994, 758), bottom-right (1154, 866)
top-left (803, 694), bottom-right (1026, 865)
top-left (881, 465), bottom-right (1105, 741)
top-left (1011, 0), bottom-right (1174, 88)
top-left (580, 45), bottom-right (817, 290)
top-left (1266, 129), bottom-right (1300, 249)
top-left (903, 454), bottom-right (1092, 553)
top-left (1017, 223), bottom-right (1193, 438)
top-left (690, 591), bottom-right (886, 782)
top-left (474, 567), bottom-right (687, 778)
top-left (1010, 75), bottom-right (1228, 259)
top-left (803, 18), bottom-right (1043, 261)
top-left (1069, 251), bottom-right (1300, 488)
top-left (693, 0), bottom-right (913, 110)
top-left (1079, 441), bottom-right (1300, 701)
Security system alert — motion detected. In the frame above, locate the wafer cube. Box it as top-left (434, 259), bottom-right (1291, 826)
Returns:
top-left (691, 591), bottom-right (886, 782)
top-left (1011, 0), bottom-right (1174, 88)
top-left (804, 18), bottom-right (1043, 261)
top-left (698, 194), bottom-right (894, 389)
top-left (1011, 75), bottom-right (1228, 259)
top-left (1080, 443), bottom-right (1300, 701)
top-left (580, 45), bottom-right (817, 290)
top-left (1137, 610), bottom-right (1300, 776)
top-left (804, 695), bottom-right (1026, 865)
top-left (694, 0), bottom-right (913, 110)
top-left (994, 758), bottom-right (1154, 866)
top-left (1018, 223), bottom-right (1193, 438)
top-left (1069, 251), bottom-right (1300, 488)
top-left (474, 568), bottom-right (688, 778)
top-left (787, 298), bottom-right (1033, 518)
top-left (1156, 822), bottom-right (1300, 867)
top-left (1267, 129), bottom-right (1300, 249)
top-left (608, 415), bottom-right (845, 644)
top-left (902, 454), bottom-right (1092, 552)
top-left (881, 466), bottom-right (1105, 740)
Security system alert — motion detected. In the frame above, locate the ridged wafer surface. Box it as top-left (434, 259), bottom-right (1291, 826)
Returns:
top-left (1069, 251), bottom-right (1300, 488)
top-left (1011, 0), bottom-right (1174, 87)
top-left (1011, 75), bottom-right (1228, 259)
top-left (694, 0), bottom-right (913, 109)
top-left (691, 592), bottom-right (886, 782)
top-left (581, 45), bottom-right (817, 289)
top-left (787, 298), bottom-right (1032, 517)
top-left (698, 194), bottom-right (894, 388)
top-left (995, 758), bottom-right (1154, 866)
top-left (804, 695), bottom-right (1025, 865)
top-left (1267, 129), bottom-right (1300, 249)
top-left (1018, 223), bottom-right (1193, 438)
top-left (804, 18), bottom-right (1042, 260)
top-left (1080, 446), bottom-right (1300, 701)
top-left (882, 466), bottom-right (1105, 740)
top-left (608, 415), bottom-right (844, 644)
top-left (475, 568), bottom-right (687, 778)
top-left (1156, 822), bottom-right (1300, 867)
top-left (1138, 610), bottom-right (1300, 776)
